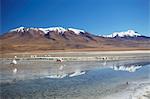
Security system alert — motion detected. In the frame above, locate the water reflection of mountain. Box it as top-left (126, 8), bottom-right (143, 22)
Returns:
top-left (111, 61), bottom-right (150, 72)
top-left (45, 71), bottom-right (86, 79)
top-left (69, 71), bottom-right (86, 77)
top-left (112, 65), bottom-right (142, 72)
top-left (8, 60), bottom-right (150, 81)
top-left (45, 74), bottom-right (68, 79)
top-left (44, 64), bottom-right (86, 79)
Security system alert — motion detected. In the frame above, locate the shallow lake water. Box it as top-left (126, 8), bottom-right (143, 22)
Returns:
top-left (0, 59), bottom-right (150, 99)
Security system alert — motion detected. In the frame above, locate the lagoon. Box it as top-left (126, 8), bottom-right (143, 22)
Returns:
top-left (0, 59), bottom-right (150, 99)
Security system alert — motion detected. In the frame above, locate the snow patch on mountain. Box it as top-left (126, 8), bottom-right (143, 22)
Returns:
top-left (38, 27), bottom-right (67, 34)
top-left (10, 27), bottom-right (85, 35)
top-left (103, 30), bottom-right (141, 37)
top-left (68, 28), bottom-right (85, 35)
top-left (10, 27), bottom-right (25, 32)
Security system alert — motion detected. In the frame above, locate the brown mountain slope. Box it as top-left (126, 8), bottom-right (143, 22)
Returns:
top-left (1, 27), bottom-right (150, 53)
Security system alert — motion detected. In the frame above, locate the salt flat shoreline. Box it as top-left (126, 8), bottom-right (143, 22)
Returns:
top-left (1, 50), bottom-right (150, 61)
top-left (2, 50), bottom-right (150, 55)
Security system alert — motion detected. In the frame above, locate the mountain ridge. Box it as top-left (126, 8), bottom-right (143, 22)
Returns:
top-left (101, 30), bottom-right (142, 37)
top-left (9, 27), bottom-right (86, 35)
top-left (1, 27), bottom-right (150, 53)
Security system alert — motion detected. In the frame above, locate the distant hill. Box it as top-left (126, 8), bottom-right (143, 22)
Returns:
top-left (1, 27), bottom-right (150, 53)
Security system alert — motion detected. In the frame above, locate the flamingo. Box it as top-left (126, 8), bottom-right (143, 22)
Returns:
top-left (13, 68), bottom-right (17, 74)
top-left (10, 56), bottom-right (17, 64)
top-left (12, 59), bottom-right (17, 65)
top-left (10, 56), bottom-right (18, 74)
top-left (10, 58), bottom-right (17, 66)
top-left (56, 58), bottom-right (63, 62)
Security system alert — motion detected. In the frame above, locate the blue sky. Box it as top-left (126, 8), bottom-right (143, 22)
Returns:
top-left (1, 0), bottom-right (149, 36)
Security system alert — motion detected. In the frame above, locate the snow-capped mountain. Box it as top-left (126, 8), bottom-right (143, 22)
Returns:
top-left (1, 27), bottom-right (150, 52)
top-left (10, 27), bottom-right (85, 35)
top-left (102, 30), bottom-right (141, 38)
